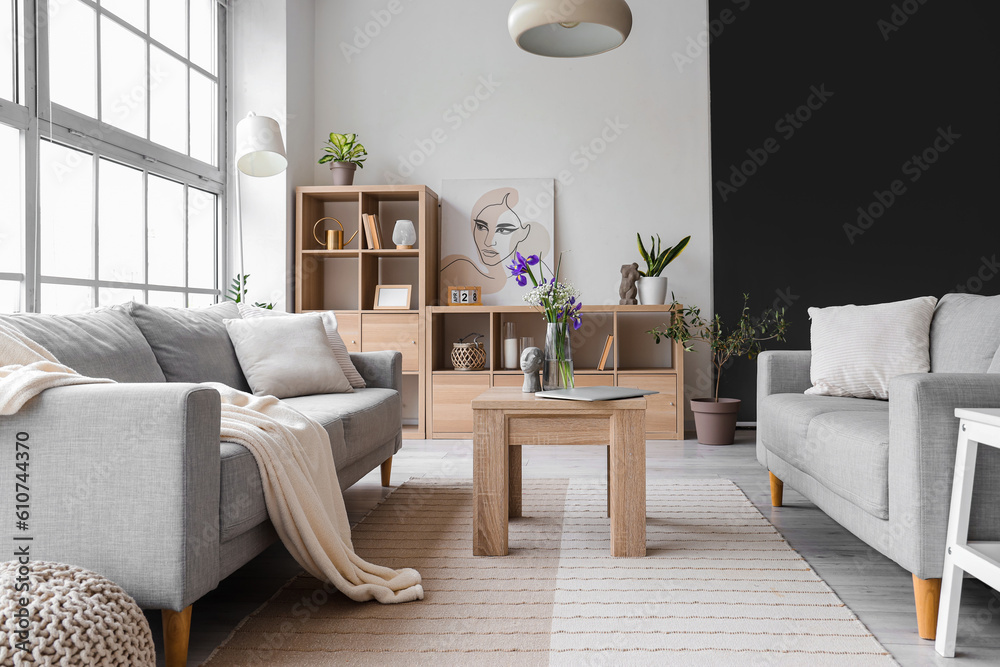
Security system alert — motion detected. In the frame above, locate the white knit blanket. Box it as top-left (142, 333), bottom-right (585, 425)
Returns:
top-left (0, 323), bottom-right (422, 604)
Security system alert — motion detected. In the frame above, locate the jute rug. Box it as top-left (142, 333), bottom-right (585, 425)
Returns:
top-left (205, 478), bottom-right (896, 666)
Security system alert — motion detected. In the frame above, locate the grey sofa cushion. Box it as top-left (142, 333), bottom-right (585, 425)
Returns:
top-left (758, 393), bottom-right (888, 458)
top-left (930, 293), bottom-right (1000, 373)
top-left (806, 412), bottom-right (891, 519)
top-left (219, 442), bottom-right (268, 542)
top-left (281, 389), bottom-right (401, 468)
top-left (0, 306), bottom-right (165, 382)
top-left (129, 301), bottom-right (251, 391)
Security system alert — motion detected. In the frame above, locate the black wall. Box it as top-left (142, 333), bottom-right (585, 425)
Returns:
top-left (709, 0), bottom-right (1000, 420)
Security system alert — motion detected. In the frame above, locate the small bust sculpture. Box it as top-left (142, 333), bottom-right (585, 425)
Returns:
top-left (520, 346), bottom-right (543, 393)
top-left (619, 262), bottom-right (640, 305)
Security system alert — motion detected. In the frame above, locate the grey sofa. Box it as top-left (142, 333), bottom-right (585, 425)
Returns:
top-left (0, 301), bottom-right (403, 665)
top-left (757, 293), bottom-right (1000, 641)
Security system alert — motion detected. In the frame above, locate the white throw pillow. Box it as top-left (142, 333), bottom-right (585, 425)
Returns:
top-left (805, 296), bottom-right (938, 400)
top-left (238, 304), bottom-right (366, 388)
top-left (225, 314), bottom-right (353, 398)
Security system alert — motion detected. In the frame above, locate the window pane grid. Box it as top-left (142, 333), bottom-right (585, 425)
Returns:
top-left (3, 1), bottom-right (225, 315)
top-left (50, 0), bottom-right (220, 167)
top-left (37, 139), bottom-right (219, 313)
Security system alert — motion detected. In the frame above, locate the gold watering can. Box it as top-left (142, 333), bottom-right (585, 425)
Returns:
top-left (313, 217), bottom-right (358, 250)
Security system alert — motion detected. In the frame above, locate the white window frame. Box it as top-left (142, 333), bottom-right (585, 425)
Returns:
top-left (0, 0), bottom-right (229, 313)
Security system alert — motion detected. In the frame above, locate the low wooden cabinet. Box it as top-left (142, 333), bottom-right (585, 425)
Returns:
top-left (618, 374), bottom-right (678, 438)
top-left (362, 313), bottom-right (419, 372)
top-left (432, 375), bottom-right (490, 436)
top-left (336, 312), bottom-right (361, 353)
top-left (427, 305), bottom-right (685, 440)
top-left (491, 374), bottom-right (524, 389)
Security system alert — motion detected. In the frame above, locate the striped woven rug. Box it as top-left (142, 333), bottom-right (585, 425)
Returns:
top-left (205, 478), bottom-right (896, 666)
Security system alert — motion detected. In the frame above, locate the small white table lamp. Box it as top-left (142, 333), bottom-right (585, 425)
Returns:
top-left (234, 112), bottom-right (287, 298)
top-left (392, 219), bottom-right (417, 249)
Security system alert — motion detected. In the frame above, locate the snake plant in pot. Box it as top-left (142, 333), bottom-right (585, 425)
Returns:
top-left (635, 234), bottom-right (690, 305)
top-left (318, 133), bottom-right (367, 185)
top-left (648, 294), bottom-right (789, 445)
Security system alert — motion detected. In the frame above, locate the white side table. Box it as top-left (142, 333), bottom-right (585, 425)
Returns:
top-left (936, 408), bottom-right (1000, 657)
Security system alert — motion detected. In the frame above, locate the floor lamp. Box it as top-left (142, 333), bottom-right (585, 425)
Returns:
top-left (234, 112), bottom-right (288, 301)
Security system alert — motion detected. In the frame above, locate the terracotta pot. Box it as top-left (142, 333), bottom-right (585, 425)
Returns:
top-left (330, 162), bottom-right (357, 186)
top-left (690, 397), bottom-right (741, 445)
top-left (637, 276), bottom-right (668, 305)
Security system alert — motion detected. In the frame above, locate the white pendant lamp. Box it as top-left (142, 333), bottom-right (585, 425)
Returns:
top-left (508, 0), bottom-right (632, 58)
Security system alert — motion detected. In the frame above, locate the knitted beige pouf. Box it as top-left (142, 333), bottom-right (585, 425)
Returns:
top-left (0, 560), bottom-right (155, 666)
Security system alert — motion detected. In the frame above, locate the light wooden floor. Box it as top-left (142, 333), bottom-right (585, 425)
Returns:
top-left (150, 430), bottom-right (1000, 665)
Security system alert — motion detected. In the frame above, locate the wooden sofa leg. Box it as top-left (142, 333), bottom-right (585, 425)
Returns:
top-left (913, 575), bottom-right (942, 640)
top-left (381, 456), bottom-right (393, 487)
top-left (162, 605), bottom-right (192, 667)
top-left (769, 472), bottom-right (784, 507)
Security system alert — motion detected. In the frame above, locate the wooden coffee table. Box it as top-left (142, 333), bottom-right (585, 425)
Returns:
top-left (471, 388), bottom-right (647, 557)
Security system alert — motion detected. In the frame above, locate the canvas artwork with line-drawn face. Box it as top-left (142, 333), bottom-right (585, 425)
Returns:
top-left (439, 179), bottom-right (554, 305)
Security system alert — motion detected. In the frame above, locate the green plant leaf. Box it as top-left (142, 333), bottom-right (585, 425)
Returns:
top-left (660, 235), bottom-right (691, 268)
top-left (318, 155), bottom-right (333, 164)
top-left (636, 233), bottom-right (650, 266)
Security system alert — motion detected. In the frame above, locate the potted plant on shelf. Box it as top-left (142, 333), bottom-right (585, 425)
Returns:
top-left (635, 234), bottom-right (690, 305)
top-left (318, 133), bottom-right (367, 186)
top-left (648, 295), bottom-right (789, 445)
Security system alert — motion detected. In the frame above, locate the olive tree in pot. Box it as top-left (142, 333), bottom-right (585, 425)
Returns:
top-left (635, 234), bottom-right (690, 305)
top-left (318, 133), bottom-right (367, 185)
top-left (648, 295), bottom-right (789, 445)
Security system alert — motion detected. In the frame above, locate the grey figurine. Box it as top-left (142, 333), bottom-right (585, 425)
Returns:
top-left (619, 262), bottom-right (640, 305)
top-left (520, 346), bottom-right (543, 393)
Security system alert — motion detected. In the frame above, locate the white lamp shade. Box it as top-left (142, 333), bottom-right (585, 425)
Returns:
top-left (392, 219), bottom-right (417, 247)
top-left (508, 0), bottom-right (632, 57)
top-left (235, 113), bottom-right (287, 177)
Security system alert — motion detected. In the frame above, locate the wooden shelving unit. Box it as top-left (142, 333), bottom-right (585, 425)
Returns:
top-left (426, 304), bottom-right (684, 440)
top-left (294, 185), bottom-right (439, 439)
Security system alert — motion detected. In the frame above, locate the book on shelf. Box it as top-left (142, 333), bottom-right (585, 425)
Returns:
top-left (369, 213), bottom-right (386, 249)
top-left (360, 214), bottom-right (370, 249)
top-left (597, 334), bottom-right (614, 371)
top-left (364, 213), bottom-right (382, 249)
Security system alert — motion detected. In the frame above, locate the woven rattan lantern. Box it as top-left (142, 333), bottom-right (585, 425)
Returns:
top-left (451, 333), bottom-right (487, 371)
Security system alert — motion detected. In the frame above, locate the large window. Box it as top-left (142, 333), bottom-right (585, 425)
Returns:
top-left (0, 0), bottom-right (226, 314)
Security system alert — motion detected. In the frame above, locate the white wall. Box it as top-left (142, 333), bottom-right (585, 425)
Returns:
top-left (312, 0), bottom-right (714, 414)
top-left (285, 0), bottom-right (318, 308)
top-left (234, 0), bottom-right (715, 419)
top-left (231, 0), bottom-right (290, 309)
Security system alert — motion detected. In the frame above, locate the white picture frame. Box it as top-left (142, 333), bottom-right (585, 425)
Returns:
top-left (373, 284), bottom-right (412, 310)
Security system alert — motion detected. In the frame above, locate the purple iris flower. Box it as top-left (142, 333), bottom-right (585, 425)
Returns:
top-left (573, 317), bottom-right (583, 330)
top-left (515, 274), bottom-right (527, 287)
top-left (507, 252), bottom-right (529, 277)
top-left (526, 255), bottom-right (540, 266)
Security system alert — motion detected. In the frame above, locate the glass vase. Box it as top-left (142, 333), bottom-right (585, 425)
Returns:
top-left (543, 322), bottom-right (575, 390)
